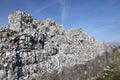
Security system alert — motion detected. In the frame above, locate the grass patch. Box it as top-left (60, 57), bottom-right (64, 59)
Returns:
top-left (96, 48), bottom-right (120, 80)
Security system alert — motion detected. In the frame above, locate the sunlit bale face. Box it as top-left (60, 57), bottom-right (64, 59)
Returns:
top-left (8, 11), bottom-right (33, 32)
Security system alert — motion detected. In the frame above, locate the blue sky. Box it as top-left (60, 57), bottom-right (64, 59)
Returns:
top-left (0, 0), bottom-right (120, 42)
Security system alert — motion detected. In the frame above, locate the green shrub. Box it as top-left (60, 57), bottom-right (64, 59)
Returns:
top-left (96, 48), bottom-right (120, 80)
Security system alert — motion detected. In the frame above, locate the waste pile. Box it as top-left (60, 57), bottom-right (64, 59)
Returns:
top-left (0, 11), bottom-right (113, 80)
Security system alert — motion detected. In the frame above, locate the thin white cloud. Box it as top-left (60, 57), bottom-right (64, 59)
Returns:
top-left (57, 0), bottom-right (71, 24)
top-left (91, 23), bottom-right (119, 35)
top-left (92, 28), bottom-right (108, 34)
top-left (32, 3), bottom-right (54, 15)
top-left (33, 6), bottom-right (49, 15)
top-left (61, 7), bottom-right (67, 23)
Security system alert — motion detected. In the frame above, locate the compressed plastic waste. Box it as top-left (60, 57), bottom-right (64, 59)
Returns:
top-left (0, 11), bottom-right (114, 80)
